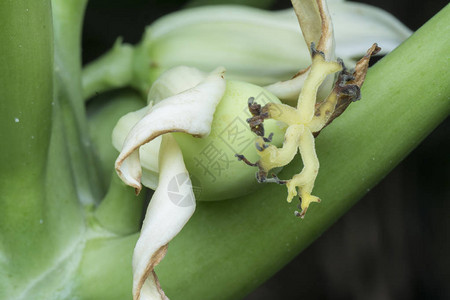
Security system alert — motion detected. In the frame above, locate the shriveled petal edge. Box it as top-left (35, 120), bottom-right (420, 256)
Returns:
top-left (132, 134), bottom-right (196, 300)
top-left (292, 0), bottom-right (334, 58)
top-left (312, 43), bottom-right (381, 136)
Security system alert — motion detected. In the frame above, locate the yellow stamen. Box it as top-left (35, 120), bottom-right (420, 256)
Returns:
top-left (244, 46), bottom-right (343, 217)
top-left (297, 53), bottom-right (341, 123)
top-left (257, 125), bottom-right (304, 173)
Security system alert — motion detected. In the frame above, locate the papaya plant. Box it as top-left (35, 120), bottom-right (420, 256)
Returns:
top-left (0, 0), bottom-right (448, 300)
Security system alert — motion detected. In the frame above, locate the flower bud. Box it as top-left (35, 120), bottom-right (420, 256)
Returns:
top-left (131, 3), bottom-right (410, 94)
top-left (173, 80), bottom-right (285, 201)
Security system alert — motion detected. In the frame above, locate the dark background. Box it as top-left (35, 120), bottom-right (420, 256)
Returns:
top-left (82, 1), bottom-right (449, 299)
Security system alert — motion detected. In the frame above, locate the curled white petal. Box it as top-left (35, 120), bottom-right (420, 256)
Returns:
top-left (113, 66), bottom-right (209, 189)
top-left (132, 134), bottom-right (196, 300)
top-left (264, 68), bottom-right (310, 104)
top-left (112, 106), bottom-right (161, 189)
top-left (115, 67), bottom-right (226, 194)
top-left (292, 0), bottom-right (335, 60)
top-left (265, 0), bottom-right (334, 104)
top-left (147, 66), bottom-right (206, 104)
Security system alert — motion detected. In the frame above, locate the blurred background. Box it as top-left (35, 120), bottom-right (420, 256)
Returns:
top-left (82, 1), bottom-right (449, 299)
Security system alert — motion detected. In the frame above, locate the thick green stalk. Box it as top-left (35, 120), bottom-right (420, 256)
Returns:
top-left (86, 90), bottom-right (147, 234)
top-left (86, 89), bottom-right (145, 187)
top-left (0, 2), bottom-right (53, 176)
top-left (76, 90), bottom-right (148, 299)
top-left (154, 5), bottom-right (450, 299)
top-left (0, 1), bottom-right (59, 298)
top-left (52, 0), bottom-right (103, 204)
top-left (75, 234), bottom-right (139, 299)
top-left (0, 0), bottom-right (112, 298)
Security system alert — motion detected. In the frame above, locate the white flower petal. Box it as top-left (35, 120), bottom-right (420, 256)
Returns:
top-left (113, 107), bottom-right (148, 152)
top-left (147, 66), bottom-right (206, 104)
top-left (141, 167), bottom-right (159, 190)
top-left (265, 0), bottom-right (335, 104)
top-left (113, 66), bottom-right (209, 190)
top-left (115, 67), bottom-right (226, 194)
top-left (143, 5), bottom-right (311, 87)
top-left (271, 2), bottom-right (410, 63)
top-left (292, 0), bottom-right (335, 60)
top-left (131, 3), bottom-right (411, 93)
top-left (263, 68), bottom-right (310, 104)
top-left (112, 106), bottom-right (162, 189)
top-left (328, 0), bottom-right (411, 59)
top-left (132, 134), bottom-right (196, 300)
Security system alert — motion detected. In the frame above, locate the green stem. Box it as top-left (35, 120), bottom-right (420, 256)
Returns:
top-left (74, 90), bottom-right (148, 299)
top-left (52, 0), bottom-right (103, 204)
top-left (0, 0), bottom-right (54, 298)
top-left (0, 2), bottom-right (53, 177)
top-left (0, 1), bottom-right (116, 298)
top-left (94, 174), bottom-right (146, 235)
top-left (86, 89), bottom-right (147, 234)
top-left (82, 39), bottom-right (135, 100)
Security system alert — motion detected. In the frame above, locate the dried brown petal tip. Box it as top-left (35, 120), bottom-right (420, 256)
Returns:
top-left (235, 154), bottom-right (257, 167)
top-left (310, 42), bottom-right (325, 59)
top-left (350, 43), bottom-right (381, 88)
top-left (246, 98), bottom-right (270, 137)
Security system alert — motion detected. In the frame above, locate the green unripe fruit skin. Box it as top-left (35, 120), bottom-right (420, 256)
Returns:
top-left (173, 80), bottom-right (285, 201)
